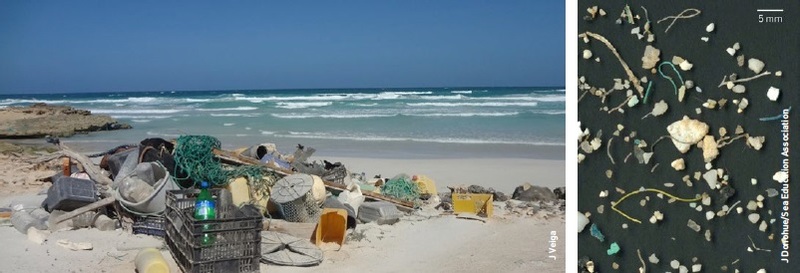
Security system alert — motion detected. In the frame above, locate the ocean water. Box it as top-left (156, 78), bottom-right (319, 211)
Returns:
top-left (0, 87), bottom-right (564, 159)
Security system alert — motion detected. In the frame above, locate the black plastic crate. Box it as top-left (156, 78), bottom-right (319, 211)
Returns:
top-left (43, 176), bottom-right (97, 212)
top-left (132, 215), bottom-right (165, 238)
top-left (165, 189), bottom-right (262, 273)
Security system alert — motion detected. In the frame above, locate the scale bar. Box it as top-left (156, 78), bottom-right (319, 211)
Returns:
top-left (757, 9), bottom-right (784, 12)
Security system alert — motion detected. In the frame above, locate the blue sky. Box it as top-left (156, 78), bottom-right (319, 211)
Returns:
top-left (0, 1), bottom-right (564, 94)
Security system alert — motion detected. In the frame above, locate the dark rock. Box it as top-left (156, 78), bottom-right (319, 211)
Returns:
top-left (439, 192), bottom-right (452, 204)
top-left (512, 183), bottom-right (557, 202)
top-left (718, 185), bottom-right (736, 204)
top-left (553, 187), bottom-right (566, 200)
top-left (468, 185), bottom-right (488, 194)
top-left (492, 191), bottom-right (509, 202)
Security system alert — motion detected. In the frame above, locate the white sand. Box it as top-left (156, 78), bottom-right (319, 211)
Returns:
top-left (269, 215), bottom-right (564, 273)
top-left (320, 157), bottom-right (566, 194)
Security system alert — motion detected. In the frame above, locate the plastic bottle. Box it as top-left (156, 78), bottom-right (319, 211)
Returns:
top-left (194, 181), bottom-right (216, 245)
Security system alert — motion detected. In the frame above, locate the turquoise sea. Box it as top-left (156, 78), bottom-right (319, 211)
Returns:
top-left (0, 87), bottom-right (564, 159)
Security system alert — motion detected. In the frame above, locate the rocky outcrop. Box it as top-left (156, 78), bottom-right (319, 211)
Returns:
top-left (511, 182), bottom-right (557, 202)
top-left (0, 103), bottom-right (131, 138)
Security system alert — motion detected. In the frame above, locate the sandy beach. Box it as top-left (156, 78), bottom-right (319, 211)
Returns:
top-left (0, 139), bottom-right (565, 273)
top-left (322, 156), bottom-right (565, 195)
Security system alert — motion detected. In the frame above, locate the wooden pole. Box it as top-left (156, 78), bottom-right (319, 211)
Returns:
top-left (53, 197), bottom-right (116, 224)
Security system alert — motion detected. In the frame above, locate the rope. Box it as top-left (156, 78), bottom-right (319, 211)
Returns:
top-left (381, 175), bottom-right (421, 205)
top-left (172, 135), bottom-right (278, 189)
top-left (657, 8), bottom-right (701, 33)
top-left (611, 188), bottom-right (702, 224)
top-left (581, 32), bottom-right (644, 96)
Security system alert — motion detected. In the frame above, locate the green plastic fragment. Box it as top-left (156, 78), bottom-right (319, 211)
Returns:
top-left (607, 242), bottom-right (620, 255)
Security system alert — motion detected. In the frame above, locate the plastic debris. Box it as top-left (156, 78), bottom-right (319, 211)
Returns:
top-left (607, 242), bottom-right (620, 255)
top-left (590, 223), bottom-right (605, 242)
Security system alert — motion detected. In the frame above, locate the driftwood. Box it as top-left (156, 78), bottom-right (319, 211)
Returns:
top-left (455, 213), bottom-right (488, 223)
top-left (213, 147), bottom-right (415, 212)
top-left (36, 147), bottom-right (113, 186)
top-left (53, 196), bottom-right (116, 224)
top-left (263, 219), bottom-right (317, 241)
top-left (212, 148), bottom-right (293, 175)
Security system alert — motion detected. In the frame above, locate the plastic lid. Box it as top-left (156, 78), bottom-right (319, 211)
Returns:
top-left (199, 181), bottom-right (210, 189)
top-left (271, 174), bottom-right (314, 203)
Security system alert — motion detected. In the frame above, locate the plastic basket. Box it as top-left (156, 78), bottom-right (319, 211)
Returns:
top-left (43, 176), bottom-right (97, 212)
top-left (132, 215), bottom-right (165, 237)
top-left (165, 189), bottom-right (262, 273)
top-left (322, 166), bottom-right (348, 185)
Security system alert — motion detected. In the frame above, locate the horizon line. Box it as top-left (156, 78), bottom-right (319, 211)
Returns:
top-left (0, 85), bottom-right (566, 96)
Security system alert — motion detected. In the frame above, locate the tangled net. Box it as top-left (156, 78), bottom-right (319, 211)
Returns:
top-left (172, 135), bottom-right (279, 191)
top-left (381, 174), bottom-right (421, 207)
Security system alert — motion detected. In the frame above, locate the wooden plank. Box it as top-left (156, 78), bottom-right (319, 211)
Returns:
top-left (455, 213), bottom-right (487, 223)
top-left (211, 148), bottom-right (294, 175)
top-left (53, 197), bottom-right (116, 224)
top-left (213, 147), bottom-right (415, 212)
top-left (263, 219), bottom-right (316, 241)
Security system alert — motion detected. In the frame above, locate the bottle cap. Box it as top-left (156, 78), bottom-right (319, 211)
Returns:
top-left (200, 181), bottom-right (210, 189)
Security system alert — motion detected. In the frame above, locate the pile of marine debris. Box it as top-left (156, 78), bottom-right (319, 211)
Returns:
top-left (2, 135), bottom-right (564, 270)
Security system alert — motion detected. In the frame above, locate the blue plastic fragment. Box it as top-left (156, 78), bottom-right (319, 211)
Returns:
top-left (590, 223), bottom-right (605, 242)
top-left (607, 242), bottom-right (620, 255)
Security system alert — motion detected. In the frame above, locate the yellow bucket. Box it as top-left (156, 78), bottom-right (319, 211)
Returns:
top-left (315, 208), bottom-right (348, 247)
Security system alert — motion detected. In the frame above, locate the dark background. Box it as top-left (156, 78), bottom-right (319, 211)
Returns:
top-left (578, 1), bottom-right (799, 272)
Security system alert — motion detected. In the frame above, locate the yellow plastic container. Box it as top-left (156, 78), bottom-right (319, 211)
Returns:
top-left (412, 175), bottom-right (438, 196)
top-left (452, 193), bottom-right (493, 218)
top-left (135, 248), bottom-right (170, 273)
top-left (315, 208), bottom-right (348, 247)
top-left (226, 177), bottom-right (272, 215)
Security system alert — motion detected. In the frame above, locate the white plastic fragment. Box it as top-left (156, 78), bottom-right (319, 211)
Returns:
top-left (679, 60), bottom-right (693, 71)
top-left (726, 47), bottom-right (735, 56)
top-left (705, 23), bottom-right (715, 32)
top-left (578, 212), bottom-right (590, 232)
top-left (767, 86), bottom-right (780, 101)
top-left (731, 84), bottom-right (746, 94)
top-left (773, 171), bottom-right (789, 183)
top-left (748, 58), bottom-right (765, 74)
top-left (671, 158), bottom-right (685, 171)
top-left (748, 213), bottom-right (760, 224)
top-left (667, 116), bottom-right (709, 153)
top-left (583, 49), bottom-right (593, 60)
top-left (649, 253), bottom-right (659, 264)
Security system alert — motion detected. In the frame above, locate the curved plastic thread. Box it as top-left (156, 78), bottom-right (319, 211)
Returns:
top-left (759, 106), bottom-right (791, 121)
top-left (657, 8), bottom-right (701, 33)
top-left (658, 62), bottom-right (684, 95)
top-left (611, 188), bottom-right (702, 224)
